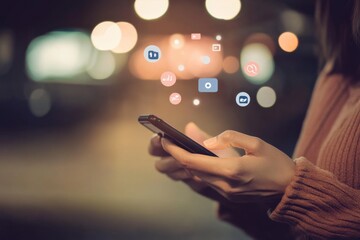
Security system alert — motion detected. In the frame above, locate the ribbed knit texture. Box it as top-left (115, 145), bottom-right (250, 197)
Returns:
top-left (218, 73), bottom-right (360, 239)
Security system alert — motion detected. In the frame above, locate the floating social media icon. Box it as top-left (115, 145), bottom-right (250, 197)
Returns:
top-left (169, 92), bottom-right (182, 105)
top-left (212, 44), bottom-right (221, 52)
top-left (198, 78), bottom-right (218, 93)
top-left (236, 92), bottom-right (250, 107)
top-left (191, 33), bottom-right (201, 40)
top-left (161, 71), bottom-right (176, 87)
top-left (144, 45), bottom-right (161, 62)
top-left (244, 61), bottom-right (260, 77)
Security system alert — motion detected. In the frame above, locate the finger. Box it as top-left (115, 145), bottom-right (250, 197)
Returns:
top-left (185, 123), bottom-right (239, 158)
top-left (185, 122), bottom-right (212, 144)
top-left (161, 138), bottom-right (236, 177)
top-left (203, 130), bottom-right (263, 154)
top-left (155, 157), bottom-right (183, 173)
top-left (149, 134), bottom-right (169, 157)
top-left (167, 169), bottom-right (192, 181)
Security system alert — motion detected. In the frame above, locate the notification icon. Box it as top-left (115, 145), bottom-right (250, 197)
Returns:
top-left (191, 33), bottom-right (201, 40)
top-left (212, 44), bottom-right (221, 52)
top-left (244, 61), bottom-right (260, 77)
top-left (169, 93), bottom-right (182, 105)
top-left (161, 71), bottom-right (176, 87)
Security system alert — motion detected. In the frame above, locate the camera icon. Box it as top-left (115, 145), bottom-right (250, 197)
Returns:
top-left (198, 78), bottom-right (218, 93)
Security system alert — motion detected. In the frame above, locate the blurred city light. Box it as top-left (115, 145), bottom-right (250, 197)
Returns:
top-left (87, 51), bottom-right (116, 80)
top-left (0, 30), bottom-right (13, 76)
top-left (193, 98), bottom-right (200, 106)
top-left (134, 0), bottom-right (169, 20)
top-left (223, 56), bottom-right (239, 74)
top-left (28, 89), bottom-right (51, 117)
top-left (240, 43), bottom-right (274, 84)
top-left (278, 32), bottom-right (299, 52)
top-left (112, 22), bottom-right (138, 54)
top-left (281, 10), bottom-right (305, 34)
top-left (91, 21), bottom-right (122, 51)
top-left (169, 34), bottom-right (185, 49)
top-left (26, 31), bottom-right (93, 82)
top-left (256, 86), bottom-right (277, 108)
top-left (130, 35), bottom-right (223, 80)
top-left (205, 0), bottom-right (241, 20)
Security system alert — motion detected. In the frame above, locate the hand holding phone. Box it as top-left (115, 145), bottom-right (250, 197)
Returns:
top-left (138, 114), bottom-right (217, 157)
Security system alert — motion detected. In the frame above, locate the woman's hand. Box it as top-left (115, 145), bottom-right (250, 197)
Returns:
top-left (149, 123), bottom-right (240, 204)
top-left (161, 130), bottom-right (295, 202)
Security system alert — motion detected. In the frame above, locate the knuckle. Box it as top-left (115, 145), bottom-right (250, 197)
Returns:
top-left (251, 137), bottom-right (263, 151)
top-left (221, 130), bottom-right (236, 142)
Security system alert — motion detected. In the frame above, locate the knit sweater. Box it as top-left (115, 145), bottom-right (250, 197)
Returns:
top-left (218, 73), bottom-right (360, 239)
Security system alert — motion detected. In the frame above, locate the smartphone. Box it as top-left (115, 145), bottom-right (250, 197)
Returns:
top-left (138, 114), bottom-right (218, 157)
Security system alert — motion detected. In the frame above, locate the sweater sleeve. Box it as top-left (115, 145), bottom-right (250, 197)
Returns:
top-left (270, 157), bottom-right (360, 239)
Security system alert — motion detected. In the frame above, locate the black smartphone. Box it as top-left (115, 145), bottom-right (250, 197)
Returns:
top-left (138, 114), bottom-right (218, 157)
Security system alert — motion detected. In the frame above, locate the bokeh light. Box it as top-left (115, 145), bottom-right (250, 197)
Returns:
top-left (91, 21), bottom-right (122, 51)
top-left (87, 51), bottom-right (116, 80)
top-left (134, 0), bottom-right (169, 20)
top-left (256, 86), bottom-right (277, 108)
top-left (28, 89), bottom-right (51, 117)
top-left (26, 31), bottom-right (93, 81)
top-left (240, 43), bottom-right (274, 84)
top-left (205, 0), bottom-right (241, 20)
top-left (281, 10), bottom-right (305, 34)
top-left (112, 22), bottom-right (138, 53)
top-left (193, 98), bottom-right (200, 106)
top-left (178, 64), bottom-right (185, 72)
top-left (129, 35), bottom-right (223, 80)
top-left (278, 32), bottom-right (299, 53)
top-left (223, 56), bottom-right (239, 74)
top-left (169, 34), bottom-right (185, 49)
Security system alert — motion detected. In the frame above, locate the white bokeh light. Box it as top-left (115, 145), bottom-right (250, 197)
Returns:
top-left (205, 0), bottom-right (241, 20)
top-left (256, 86), bottom-right (277, 108)
top-left (91, 21), bottom-right (121, 51)
top-left (240, 43), bottom-right (274, 84)
top-left (134, 0), bottom-right (169, 20)
top-left (193, 99), bottom-right (200, 106)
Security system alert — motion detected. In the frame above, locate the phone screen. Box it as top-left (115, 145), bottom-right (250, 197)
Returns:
top-left (138, 114), bottom-right (217, 157)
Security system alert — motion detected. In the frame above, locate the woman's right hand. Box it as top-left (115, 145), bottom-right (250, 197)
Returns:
top-left (148, 122), bottom-right (240, 204)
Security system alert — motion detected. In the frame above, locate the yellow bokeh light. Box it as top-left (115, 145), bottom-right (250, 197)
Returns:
top-left (278, 32), bottom-right (299, 53)
top-left (169, 34), bottom-right (185, 49)
top-left (205, 0), bottom-right (241, 20)
top-left (112, 22), bottom-right (138, 54)
top-left (134, 0), bottom-right (169, 20)
top-left (91, 21), bottom-right (121, 51)
top-left (223, 56), bottom-right (239, 74)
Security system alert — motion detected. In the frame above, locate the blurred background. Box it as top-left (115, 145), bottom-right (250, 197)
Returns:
top-left (0, 0), bottom-right (317, 239)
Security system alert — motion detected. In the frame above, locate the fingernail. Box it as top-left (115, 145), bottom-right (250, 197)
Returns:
top-left (203, 137), bottom-right (216, 147)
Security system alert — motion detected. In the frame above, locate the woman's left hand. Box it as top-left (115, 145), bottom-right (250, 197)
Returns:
top-left (161, 130), bottom-right (295, 202)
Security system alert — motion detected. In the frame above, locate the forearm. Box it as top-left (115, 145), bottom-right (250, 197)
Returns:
top-left (270, 157), bottom-right (360, 239)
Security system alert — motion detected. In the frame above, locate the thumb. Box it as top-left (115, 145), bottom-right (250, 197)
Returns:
top-left (185, 122), bottom-right (212, 145)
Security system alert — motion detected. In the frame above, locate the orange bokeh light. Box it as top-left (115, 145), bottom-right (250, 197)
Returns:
top-left (223, 56), bottom-right (239, 74)
top-left (278, 32), bottom-right (299, 53)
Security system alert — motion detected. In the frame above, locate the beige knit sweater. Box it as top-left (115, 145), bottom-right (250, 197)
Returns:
top-left (219, 72), bottom-right (360, 239)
